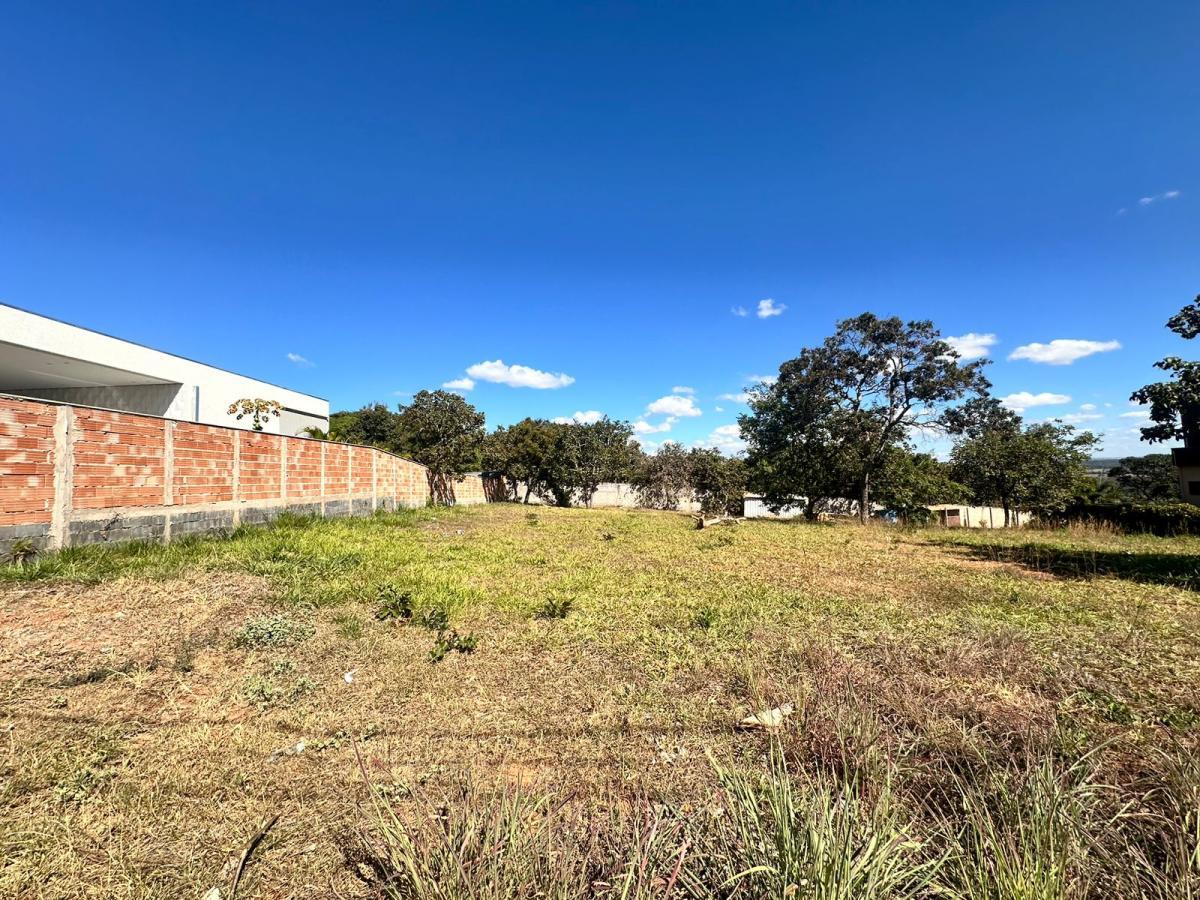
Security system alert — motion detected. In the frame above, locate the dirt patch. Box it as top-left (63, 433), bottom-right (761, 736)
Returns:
top-left (0, 572), bottom-right (272, 685)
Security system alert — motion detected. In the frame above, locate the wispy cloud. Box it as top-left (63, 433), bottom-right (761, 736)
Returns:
top-left (1000, 391), bottom-right (1071, 412)
top-left (756, 298), bottom-right (786, 319)
top-left (1080, 403), bottom-right (1097, 412)
top-left (442, 377), bottom-right (475, 391)
top-left (286, 352), bottom-right (314, 367)
top-left (1009, 339), bottom-right (1121, 366)
top-left (646, 395), bottom-right (702, 418)
top-left (1139, 189), bottom-right (1181, 206)
top-left (465, 359), bottom-right (574, 389)
top-left (718, 391), bottom-right (753, 404)
top-left (747, 374), bottom-right (778, 386)
top-left (944, 333), bottom-right (997, 361)
top-left (671, 385), bottom-right (695, 395)
top-left (1120, 190), bottom-right (1181, 215)
top-left (731, 305), bottom-right (748, 317)
top-left (552, 410), bottom-right (604, 425)
top-left (1119, 410), bottom-right (1150, 420)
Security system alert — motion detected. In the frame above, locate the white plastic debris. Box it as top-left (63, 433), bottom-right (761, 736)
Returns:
top-left (343, 669), bottom-right (357, 684)
top-left (738, 703), bottom-right (794, 731)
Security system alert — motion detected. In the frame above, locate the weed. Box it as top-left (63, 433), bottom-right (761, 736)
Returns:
top-left (691, 604), bottom-right (719, 629)
top-left (243, 673), bottom-right (318, 707)
top-left (429, 630), bottom-right (477, 663)
top-left (374, 584), bottom-right (414, 621)
top-left (418, 605), bottom-right (450, 632)
top-left (7, 537), bottom-right (39, 566)
top-left (534, 596), bottom-right (573, 620)
top-left (232, 613), bottom-right (314, 649)
top-left (56, 732), bottom-right (123, 804)
top-left (335, 611), bottom-right (364, 640)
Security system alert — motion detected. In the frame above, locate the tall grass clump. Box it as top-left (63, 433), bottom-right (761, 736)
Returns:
top-left (936, 752), bottom-right (1119, 900)
top-left (702, 746), bottom-right (940, 900)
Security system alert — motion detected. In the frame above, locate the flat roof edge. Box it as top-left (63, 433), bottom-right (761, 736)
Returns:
top-left (0, 301), bottom-right (328, 403)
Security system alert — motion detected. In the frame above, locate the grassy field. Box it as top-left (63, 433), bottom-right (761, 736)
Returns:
top-left (2, 504), bottom-right (1200, 898)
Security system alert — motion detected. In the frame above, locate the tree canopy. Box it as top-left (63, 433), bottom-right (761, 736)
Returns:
top-left (1132, 294), bottom-right (1200, 446)
top-left (394, 390), bottom-right (486, 501)
top-left (1107, 454), bottom-right (1178, 501)
top-left (949, 403), bottom-right (1099, 523)
top-left (740, 313), bottom-right (988, 521)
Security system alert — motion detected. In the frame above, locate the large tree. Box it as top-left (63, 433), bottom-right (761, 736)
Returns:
top-left (545, 418), bottom-right (639, 507)
top-left (741, 313), bottom-right (988, 522)
top-left (873, 448), bottom-right (966, 523)
top-left (394, 390), bottom-right (486, 503)
top-left (331, 403), bottom-right (401, 448)
top-left (687, 448), bottom-right (747, 516)
top-left (950, 401), bottom-right (1099, 523)
top-left (482, 418), bottom-right (561, 503)
top-left (1107, 454), bottom-right (1178, 501)
top-left (633, 442), bottom-right (694, 510)
top-left (1131, 294), bottom-right (1200, 446)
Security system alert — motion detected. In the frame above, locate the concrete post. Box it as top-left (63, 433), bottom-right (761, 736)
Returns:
top-left (49, 405), bottom-right (75, 550)
top-left (319, 440), bottom-right (327, 517)
top-left (280, 436), bottom-right (288, 506)
top-left (232, 429), bottom-right (241, 527)
top-left (162, 421), bottom-right (175, 542)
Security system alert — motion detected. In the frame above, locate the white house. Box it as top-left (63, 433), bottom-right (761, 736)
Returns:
top-left (0, 303), bottom-right (328, 434)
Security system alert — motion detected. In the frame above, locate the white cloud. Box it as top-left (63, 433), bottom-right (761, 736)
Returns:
top-left (1008, 339), bottom-right (1121, 365)
top-left (1119, 410), bottom-right (1151, 420)
top-left (1000, 391), bottom-right (1072, 412)
top-left (633, 417), bottom-right (676, 435)
top-left (944, 333), bottom-right (998, 361)
top-left (695, 423), bottom-right (746, 455)
top-left (442, 377), bottom-right (475, 391)
top-left (672, 385), bottom-right (695, 395)
top-left (731, 305), bottom-right (748, 317)
top-left (646, 395), bottom-right (702, 418)
top-left (747, 374), bottom-right (778, 386)
top-left (552, 410), bottom-right (604, 425)
top-left (1138, 190), bottom-right (1181, 207)
top-left (286, 352), bottom-right (314, 367)
top-left (465, 359), bottom-right (574, 389)
top-left (756, 298), bottom-right (786, 319)
top-left (1080, 403), bottom-right (1097, 412)
top-left (719, 391), bottom-right (753, 404)
top-left (714, 405), bottom-right (725, 413)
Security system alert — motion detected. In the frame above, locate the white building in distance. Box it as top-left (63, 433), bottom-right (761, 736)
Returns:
top-left (0, 303), bottom-right (328, 434)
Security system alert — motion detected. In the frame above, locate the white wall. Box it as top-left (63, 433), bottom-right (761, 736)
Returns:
top-left (0, 304), bottom-right (328, 434)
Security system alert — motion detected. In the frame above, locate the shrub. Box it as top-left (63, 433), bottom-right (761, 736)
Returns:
top-left (233, 614), bottom-right (314, 649)
top-left (1064, 501), bottom-right (1200, 536)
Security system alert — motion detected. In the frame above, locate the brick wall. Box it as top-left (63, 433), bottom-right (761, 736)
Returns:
top-left (0, 394), bottom-right (488, 553)
top-left (0, 397), bottom-right (56, 528)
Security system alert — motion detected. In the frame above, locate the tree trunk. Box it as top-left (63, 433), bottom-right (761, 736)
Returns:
top-left (523, 483), bottom-right (532, 504)
top-left (804, 497), bottom-right (817, 521)
top-left (859, 474), bottom-right (870, 524)
top-left (1002, 497), bottom-right (1011, 527)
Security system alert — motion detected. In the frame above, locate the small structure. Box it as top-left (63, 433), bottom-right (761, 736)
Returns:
top-left (1172, 448), bottom-right (1200, 506)
top-left (0, 303), bottom-right (328, 435)
top-left (926, 504), bottom-right (1031, 528)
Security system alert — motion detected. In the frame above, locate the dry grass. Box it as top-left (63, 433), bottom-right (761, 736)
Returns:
top-left (2, 504), bottom-right (1199, 897)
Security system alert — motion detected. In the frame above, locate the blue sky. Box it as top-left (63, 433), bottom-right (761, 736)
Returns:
top-left (2, 1), bottom-right (1197, 456)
